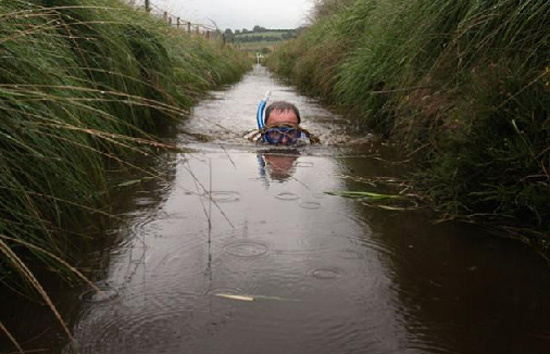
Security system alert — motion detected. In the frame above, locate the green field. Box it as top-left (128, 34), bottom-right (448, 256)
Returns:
top-left (233, 41), bottom-right (277, 52)
top-left (236, 31), bottom-right (287, 39)
top-left (228, 29), bottom-right (299, 55)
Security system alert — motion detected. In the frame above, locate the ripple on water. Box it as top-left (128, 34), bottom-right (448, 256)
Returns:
top-left (275, 192), bottom-right (300, 201)
top-left (201, 191), bottom-right (240, 203)
top-left (79, 307), bottom-right (195, 354)
top-left (131, 214), bottom-right (159, 231)
top-left (299, 201), bottom-right (321, 210)
top-left (311, 268), bottom-right (343, 280)
top-left (337, 249), bottom-right (365, 260)
top-left (223, 240), bottom-right (269, 258)
top-left (133, 197), bottom-right (158, 207)
top-left (204, 286), bottom-right (245, 297)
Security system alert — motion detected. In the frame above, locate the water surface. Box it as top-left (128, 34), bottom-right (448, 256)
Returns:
top-left (2, 65), bottom-right (550, 354)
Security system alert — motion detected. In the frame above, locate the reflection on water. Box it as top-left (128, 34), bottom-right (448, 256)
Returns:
top-left (258, 149), bottom-right (300, 182)
top-left (3, 65), bottom-right (550, 354)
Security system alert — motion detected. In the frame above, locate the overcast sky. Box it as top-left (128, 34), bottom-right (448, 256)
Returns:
top-left (147, 0), bottom-right (315, 31)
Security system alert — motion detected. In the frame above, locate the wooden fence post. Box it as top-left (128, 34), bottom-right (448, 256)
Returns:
top-left (163, 12), bottom-right (168, 22)
top-left (176, 17), bottom-right (180, 29)
top-left (144, 0), bottom-right (150, 12)
top-left (187, 22), bottom-right (191, 33)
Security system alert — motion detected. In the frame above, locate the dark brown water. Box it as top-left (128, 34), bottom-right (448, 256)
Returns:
top-left (2, 65), bottom-right (550, 354)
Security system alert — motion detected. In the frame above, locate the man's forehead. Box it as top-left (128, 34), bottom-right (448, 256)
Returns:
top-left (271, 108), bottom-right (297, 115)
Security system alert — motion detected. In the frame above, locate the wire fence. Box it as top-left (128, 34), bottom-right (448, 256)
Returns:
top-left (125, 0), bottom-right (223, 41)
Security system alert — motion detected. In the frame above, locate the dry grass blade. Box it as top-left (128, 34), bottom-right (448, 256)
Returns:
top-left (0, 235), bottom-right (101, 293)
top-left (182, 160), bottom-right (236, 229)
top-left (0, 239), bottom-right (77, 350)
top-left (0, 186), bottom-right (122, 221)
top-left (0, 319), bottom-right (24, 354)
top-left (218, 144), bottom-right (236, 168)
top-left (0, 84), bottom-right (191, 117)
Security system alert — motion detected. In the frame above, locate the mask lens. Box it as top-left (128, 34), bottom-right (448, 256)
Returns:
top-left (265, 127), bottom-right (300, 144)
top-left (266, 129), bottom-right (282, 142)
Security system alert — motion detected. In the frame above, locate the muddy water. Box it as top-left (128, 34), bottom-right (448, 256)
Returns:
top-left (3, 65), bottom-right (550, 354)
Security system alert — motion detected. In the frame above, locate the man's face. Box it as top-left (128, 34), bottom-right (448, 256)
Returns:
top-left (265, 109), bottom-right (300, 145)
top-left (266, 110), bottom-right (300, 145)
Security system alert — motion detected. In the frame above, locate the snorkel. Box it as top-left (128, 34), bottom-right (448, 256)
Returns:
top-left (256, 91), bottom-right (271, 131)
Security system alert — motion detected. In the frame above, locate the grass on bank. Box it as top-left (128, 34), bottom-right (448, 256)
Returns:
top-left (267, 0), bottom-right (550, 252)
top-left (0, 0), bottom-right (249, 341)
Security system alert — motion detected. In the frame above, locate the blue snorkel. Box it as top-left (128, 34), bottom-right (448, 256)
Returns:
top-left (256, 91), bottom-right (271, 132)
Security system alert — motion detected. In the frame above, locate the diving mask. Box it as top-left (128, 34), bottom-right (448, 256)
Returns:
top-left (264, 125), bottom-right (301, 145)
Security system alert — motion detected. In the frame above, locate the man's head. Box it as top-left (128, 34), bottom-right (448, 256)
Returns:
top-left (263, 101), bottom-right (301, 145)
top-left (264, 101), bottom-right (300, 126)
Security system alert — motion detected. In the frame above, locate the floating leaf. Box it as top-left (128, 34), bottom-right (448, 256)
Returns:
top-left (116, 179), bottom-right (143, 188)
top-left (215, 293), bottom-right (299, 302)
top-left (215, 294), bottom-right (255, 302)
top-left (116, 177), bottom-right (154, 188)
top-left (371, 204), bottom-right (413, 211)
top-left (325, 190), bottom-right (401, 200)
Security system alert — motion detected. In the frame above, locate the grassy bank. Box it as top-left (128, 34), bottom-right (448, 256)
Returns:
top-left (0, 0), bottom-right (249, 294)
top-left (267, 0), bottom-right (550, 251)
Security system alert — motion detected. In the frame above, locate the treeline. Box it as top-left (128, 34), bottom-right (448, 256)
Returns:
top-left (234, 26), bottom-right (299, 34)
top-left (234, 34), bottom-right (296, 43)
top-left (224, 27), bottom-right (300, 44)
top-left (267, 0), bottom-right (550, 250)
top-left (0, 0), bottom-right (249, 290)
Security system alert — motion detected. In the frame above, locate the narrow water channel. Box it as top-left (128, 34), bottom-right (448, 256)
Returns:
top-left (3, 65), bottom-right (550, 354)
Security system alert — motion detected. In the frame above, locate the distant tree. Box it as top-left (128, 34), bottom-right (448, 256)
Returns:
top-left (224, 28), bottom-right (234, 43)
top-left (253, 25), bottom-right (261, 32)
top-left (282, 31), bottom-right (297, 40)
top-left (235, 29), bottom-right (241, 35)
top-left (242, 28), bottom-right (249, 34)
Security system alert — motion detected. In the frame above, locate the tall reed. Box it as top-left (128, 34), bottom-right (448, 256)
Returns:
top-left (0, 0), bottom-right (249, 291)
top-left (268, 0), bottom-right (550, 248)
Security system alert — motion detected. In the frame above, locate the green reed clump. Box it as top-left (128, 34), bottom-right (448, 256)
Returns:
top-left (266, 0), bottom-right (360, 103)
top-left (0, 0), bottom-right (249, 291)
top-left (268, 0), bottom-right (550, 247)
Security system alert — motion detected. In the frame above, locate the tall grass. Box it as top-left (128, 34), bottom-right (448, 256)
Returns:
top-left (0, 0), bottom-right (249, 295)
top-left (268, 0), bottom-right (550, 248)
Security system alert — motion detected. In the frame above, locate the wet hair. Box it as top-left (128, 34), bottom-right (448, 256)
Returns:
top-left (264, 101), bottom-right (301, 125)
